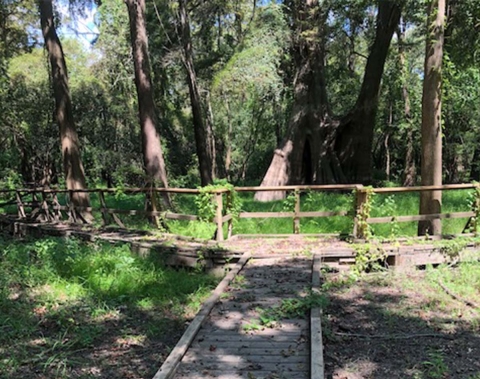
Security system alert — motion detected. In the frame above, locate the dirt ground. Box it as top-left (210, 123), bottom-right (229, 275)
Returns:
top-left (4, 226), bottom-right (480, 379)
top-left (323, 270), bottom-right (480, 379)
top-left (2, 301), bottom-right (188, 379)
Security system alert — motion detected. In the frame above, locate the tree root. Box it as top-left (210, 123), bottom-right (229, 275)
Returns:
top-left (435, 280), bottom-right (480, 309)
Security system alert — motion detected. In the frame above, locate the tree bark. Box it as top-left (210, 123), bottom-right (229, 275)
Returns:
top-left (398, 21), bottom-right (416, 186)
top-left (125, 0), bottom-right (171, 208)
top-left (470, 143), bottom-right (480, 181)
top-left (38, 0), bottom-right (91, 220)
top-left (418, 0), bottom-right (445, 236)
top-left (255, 0), bottom-right (403, 201)
top-left (178, 0), bottom-right (215, 187)
top-left (334, 0), bottom-right (403, 184)
top-left (254, 0), bottom-right (331, 201)
top-left (385, 105), bottom-right (392, 181)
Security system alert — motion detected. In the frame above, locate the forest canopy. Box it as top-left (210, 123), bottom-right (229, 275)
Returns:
top-left (1, 0), bottom-right (480, 196)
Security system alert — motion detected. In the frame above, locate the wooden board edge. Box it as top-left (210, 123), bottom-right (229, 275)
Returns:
top-left (151, 252), bottom-right (251, 379)
top-left (311, 254), bottom-right (325, 379)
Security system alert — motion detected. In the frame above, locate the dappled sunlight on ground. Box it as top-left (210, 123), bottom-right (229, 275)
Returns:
top-left (323, 268), bottom-right (480, 378)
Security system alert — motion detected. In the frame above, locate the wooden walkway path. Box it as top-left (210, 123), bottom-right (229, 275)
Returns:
top-left (170, 256), bottom-right (314, 379)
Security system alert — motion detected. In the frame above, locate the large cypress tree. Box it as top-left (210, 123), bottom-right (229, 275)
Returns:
top-left (255, 0), bottom-right (404, 201)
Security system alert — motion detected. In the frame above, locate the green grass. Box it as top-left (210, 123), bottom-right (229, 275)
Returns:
top-left (426, 260), bottom-right (480, 306)
top-left (233, 189), bottom-right (473, 237)
top-left (368, 189), bottom-right (472, 237)
top-left (234, 191), bottom-right (354, 235)
top-left (0, 236), bottom-right (219, 378)
top-left (0, 186), bottom-right (476, 239)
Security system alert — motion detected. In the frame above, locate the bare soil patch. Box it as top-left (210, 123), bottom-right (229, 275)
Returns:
top-left (323, 269), bottom-right (480, 379)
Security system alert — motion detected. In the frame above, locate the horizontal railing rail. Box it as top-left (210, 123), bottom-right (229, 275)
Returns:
top-left (0, 183), bottom-right (478, 241)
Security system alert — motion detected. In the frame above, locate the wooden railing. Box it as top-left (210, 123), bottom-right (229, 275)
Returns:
top-left (364, 184), bottom-right (477, 230)
top-left (0, 183), bottom-right (478, 241)
top-left (235, 185), bottom-right (360, 236)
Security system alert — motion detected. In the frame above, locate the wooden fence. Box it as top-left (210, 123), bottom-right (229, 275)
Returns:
top-left (0, 183), bottom-right (478, 241)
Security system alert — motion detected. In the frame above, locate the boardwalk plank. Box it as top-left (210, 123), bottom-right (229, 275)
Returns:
top-left (188, 346), bottom-right (308, 356)
top-left (170, 256), bottom-right (312, 379)
top-left (182, 354), bottom-right (308, 364)
top-left (174, 370), bottom-right (308, 379)
top-left (178, 361), bottom-right (308, 371)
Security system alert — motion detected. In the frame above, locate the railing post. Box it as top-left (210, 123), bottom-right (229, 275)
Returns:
top-left (474, 185), bottom-right (480, 236)
top-left (30, 190), bottom-right (41, 220)
top-left (150, 187), bottom-right (160, 229)
top-left (41, 190), bottom-right (51, 222)
top-left (16, 191), bottom-right (26, 220)
top-left (293, 188), bottom-right (300, 234)
top-left (68, 190), bottom-right (77, 223)
top-left (226, 190), bottom-right (233, 239)
top-left (52, 190), bottom-right (62, 221)
top-left (353, 185), bottom-right (367, 239)
top-left (215, 191), bottom-right (224, 242)
top-left (98, 190), bottom-right (110, 226)
top-left (102, 190), bottom-right (124, 228)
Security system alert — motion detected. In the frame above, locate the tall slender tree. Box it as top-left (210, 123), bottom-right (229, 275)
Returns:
top-left (38, 0), bottom-right (91, 219)
top-left (177, 0), bottom-right (216, 186)
top-left (125, 0), bottom-right (170, 206)
top-left (397, 21), bottom-right (416, 186)
top-left (418, 0), bottom-right (446, 236)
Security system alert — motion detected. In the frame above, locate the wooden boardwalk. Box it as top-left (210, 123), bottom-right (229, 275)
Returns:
top-left (172, 256), bottom-right (313, 379)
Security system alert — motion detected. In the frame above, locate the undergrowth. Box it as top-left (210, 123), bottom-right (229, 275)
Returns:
top-left (243, 291), bottom-right (328, 331)
top-left (0, 236), bottom-right (218, 378)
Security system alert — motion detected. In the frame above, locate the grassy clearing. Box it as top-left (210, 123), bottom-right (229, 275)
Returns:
top-left (0, 186), bottom-right (475, 239)
top-left (0, 236), bottom-right (219, 378)
top-left (100, 188), bottom-right (474, 238)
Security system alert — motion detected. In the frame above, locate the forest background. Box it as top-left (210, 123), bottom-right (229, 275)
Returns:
top-left (1, 0), bottom-right (480, 207)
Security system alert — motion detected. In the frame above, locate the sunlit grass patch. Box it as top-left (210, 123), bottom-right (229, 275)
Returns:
top-left (0, 185), bottom-right (476, 238)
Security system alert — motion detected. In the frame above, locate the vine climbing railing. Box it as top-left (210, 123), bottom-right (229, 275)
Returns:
top-left (0, 183), bottom-right (479, 241)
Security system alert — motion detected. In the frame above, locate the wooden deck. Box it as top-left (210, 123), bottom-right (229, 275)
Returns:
top-left (170, 256), bottom-right (314, 379)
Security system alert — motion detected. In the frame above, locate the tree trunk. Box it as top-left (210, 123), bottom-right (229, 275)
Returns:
top-left (255, 0), bottom-right (403, 201)
top-left (38, 0), bottom-right (91, 220)
top-left (178, 0), bottom-right (215, 187)
top-left (470, 143), bottom-right (480, 181)
top-left (224, 96), bottom-right (233, 179)
top-left (403, 129), bottom-right (416, 186)
top-left (125, 0), bottom-right (171, 208)
top-left (334, 0), bottom-right (403, 184)
top-left (254, 0), bottom-right (331, 201)
top-left (398, 21), bottom-right (416, 186)
top-left (418, 0), bottom-right (445, 236)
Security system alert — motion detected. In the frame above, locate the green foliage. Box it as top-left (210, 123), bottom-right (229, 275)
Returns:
top-left (210, 4), bottom-right (290, 181)
top-left (378, 195), bottom-right (400, 239)
top-left (0, 236), bottom-right (219, 377)
top-left (356, 187), bottom-right (375, 240)
top-left (195, 180), bottom-right (242, 222)
top-left (244, 291), bottom-right (327, 330)
top-left (0, 170), bottom-right (22, 190)
top-left (427, 259), bottom-right (480, 305)
top-left (419, 350), bottom-right (449, 379)
top-left (282, 190), bottom-right (298, 212)
top-left (352, 242), bottom-right (387, 276)
top-left (467, 183), bottom-right (480, 235)
top-left (434, 237), bottom-right (480, 260)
